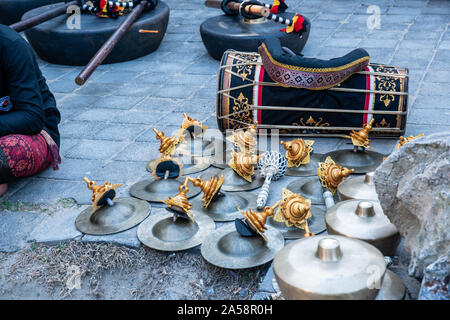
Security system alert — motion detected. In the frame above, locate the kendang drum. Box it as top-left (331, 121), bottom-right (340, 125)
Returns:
top-left (21, 0), bottom-right (169, 66)
top-left (217, 45), bottom-right (409, 137)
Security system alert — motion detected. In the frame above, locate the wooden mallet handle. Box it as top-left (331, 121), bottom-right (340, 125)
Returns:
top-left (205, 0), bottom-right (270, 17)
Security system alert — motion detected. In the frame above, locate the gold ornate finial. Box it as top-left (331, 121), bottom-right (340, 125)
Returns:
top-left (274, 188), bottom-right (313, 237)
top-left (344, 119), bottom-right (375, 148)
top-left (83, 177), bottom-right (122, 214)
top-left (395, 134), bottom-right (424, 149)
top-left (280, 139), bottom-right (314, 167)
top-left (317, 157), bottom-right (355, 195)
top-left (162, 179), bottom-right (194, 221)
top-left (239, 201), bottom-right (280, 241)
top-left (186, 175), bottom-right (224, 208)
top-left (178, 113), bottom-right (208, 137)
top-left (226, 121), bottom-right (258, 153)
top-left (153, 128), bottom-right (182, 156)
top-left (228, 150), bottom-right (263, 182)
top-left (148, 156), bottom-right (183, 180)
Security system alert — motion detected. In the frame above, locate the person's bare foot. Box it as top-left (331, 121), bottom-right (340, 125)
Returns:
top-left (0, 184), bottom-right (7, 197)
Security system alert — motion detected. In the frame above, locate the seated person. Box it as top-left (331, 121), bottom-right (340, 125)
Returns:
top-left (0, 25), bottom-right (61, 197)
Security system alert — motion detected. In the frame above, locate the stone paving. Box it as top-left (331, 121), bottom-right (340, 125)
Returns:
top-left (0, 0), bottom-right (449, 299)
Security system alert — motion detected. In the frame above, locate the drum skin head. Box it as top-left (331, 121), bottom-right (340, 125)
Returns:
top-left (266, 206), bottom-right (326, 239)
top-left (75, 197), bottom-right (151, 235)
top-left (285, 153), bottom-right (323, 177)
top-left (191, 191), bottom-right (257, 222)
top-left (137, 209), bottom-right (215, 252)
top-left (130, 177), bottom-right (201, 203)
top-left (201, 223), bottom-right (285, 269)
top-left (324, 149), bottom-right (385, 174)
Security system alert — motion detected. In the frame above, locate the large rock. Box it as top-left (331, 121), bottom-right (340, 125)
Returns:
top-left (418, 254), bottom-right (449, 300)
top-left (374, 131), bottom-right (450, 278)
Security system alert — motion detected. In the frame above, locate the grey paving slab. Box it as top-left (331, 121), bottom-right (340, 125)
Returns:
top-left (37, 158), bottom-right (105, 181)
top-left (27, 207), bottom-right (85, 244)
top-left (0, 211), bottom-right (46, 252)
top-left (64, 140), bottom-right (128, 160)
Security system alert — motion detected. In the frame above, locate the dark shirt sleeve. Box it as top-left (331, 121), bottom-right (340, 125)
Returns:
top-left (0, 38), bottom-right (45, 136)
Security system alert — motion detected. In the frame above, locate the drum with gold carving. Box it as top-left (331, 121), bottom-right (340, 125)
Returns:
top-left (216, 50), bottom-right (408, 137)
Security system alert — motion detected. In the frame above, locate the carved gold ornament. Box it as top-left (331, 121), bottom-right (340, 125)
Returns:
top-left (318, 157), bottom-right (355, 195)
top-left (178, 113), bottom-right (208, 138)
top-left (185, 175), bottom-right (224, 208)
top-left (343, 119), bottom-right (375, 149)
top-left (228, 150), bottom-right (263, 182)
top-left (274, 188), bottom-right (313, 237)
top-left (239, 201), bottom-right (280, 241)
top-left (395, 134), bottom-right (424, 149)
top-left (163, 180), bottom-right (194, 222)
top-left (227, 121), bottom-right (258, 153)
top-left (280, 139), bottom-right (314, 167)
top-left (153, 128), bottom-right (182, 156)
top-left (83, 177), bottom-right (122, 214)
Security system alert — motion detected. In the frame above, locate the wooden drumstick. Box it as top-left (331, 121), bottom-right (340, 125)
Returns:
top-left (205, 0), bottom-right (270, 17)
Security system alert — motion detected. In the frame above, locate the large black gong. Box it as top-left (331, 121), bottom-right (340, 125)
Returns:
top-left (22, 1), bottom-right (169, 66)
top-left (200, 13), bottom-right (310, 60)
top-left (0, 0), bottom-right (61, 26)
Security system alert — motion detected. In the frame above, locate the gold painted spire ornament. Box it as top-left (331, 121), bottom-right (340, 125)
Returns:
top-left (226, 121), bottom-right (258, 153)
top-left (153, 128), bottom-right (182, 156)
top-left (83, 177), bottom-right (122, 214)
top-left (162, 180), bottom-right (194, 222)
top-left (280, 139), bottom-right (314, 167)
top-left (395, 134), bottom-right (424, 149)
top-left (274, 188), bottom-right (313, 237)
top-left (343, 119), bottom-right (375, 149)
top-left (185, 175), bottom-right (224, 208)
top-left (239, 201), bottom-right (280, 241)
top-left (317, 156), bottom-right (355, 195)
top-left (178, 113), bottom-right (208, 138)
top-left (228, 150), bottom-right (263, 182)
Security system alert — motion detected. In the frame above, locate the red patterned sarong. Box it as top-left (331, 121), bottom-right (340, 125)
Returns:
top-left (0, 133), bottom-right (53, 183)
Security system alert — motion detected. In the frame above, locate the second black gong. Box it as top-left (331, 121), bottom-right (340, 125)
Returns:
top-left (200, 12), bottom-right (310, 60)
top-left (22, 1), bottom-right (169, 66)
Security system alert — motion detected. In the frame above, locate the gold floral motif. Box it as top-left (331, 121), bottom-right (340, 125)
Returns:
top-left (293, 116), bottom-right (330, 128)
top-left (230, 92), bottom-right (253, 129)
top-left (234, 53), bottom-right (257, 80)
top-left (375, 66), bottom-right (397, 108)
top-left (83, 177), bottom-right (122, 214)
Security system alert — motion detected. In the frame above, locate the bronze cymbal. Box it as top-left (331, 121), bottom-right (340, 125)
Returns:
top-left (273, 235), bottom-right (386, 299)
top-left (287, 178), bottom-right (338, 205)
top-left (191, 192), bottom-right (257, 222)
top-left (267, 206), bottom-right (326, 239)
top-left (176, 137), bottom-right (216, 157)
top-left (285, 153), bottom-right (323, 177)
top-left (147, 156), bottom-right (210, 176)
top-left (325, 199), bottom-right (400, 256)
top-left (130, 176), bottom-right (201, 203)
top-left (137, 209), bottom-right (215, 252)
top-left (201, 223), bottom-right (284, 269)
top-left (337, 172), bottom-right (378, 201)
top-left (75, 197), bottom-right (151, 235)
top-left (200, 167), bottom-right (264, 192)
top-left (324, 149), bottom-right (384, 174)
